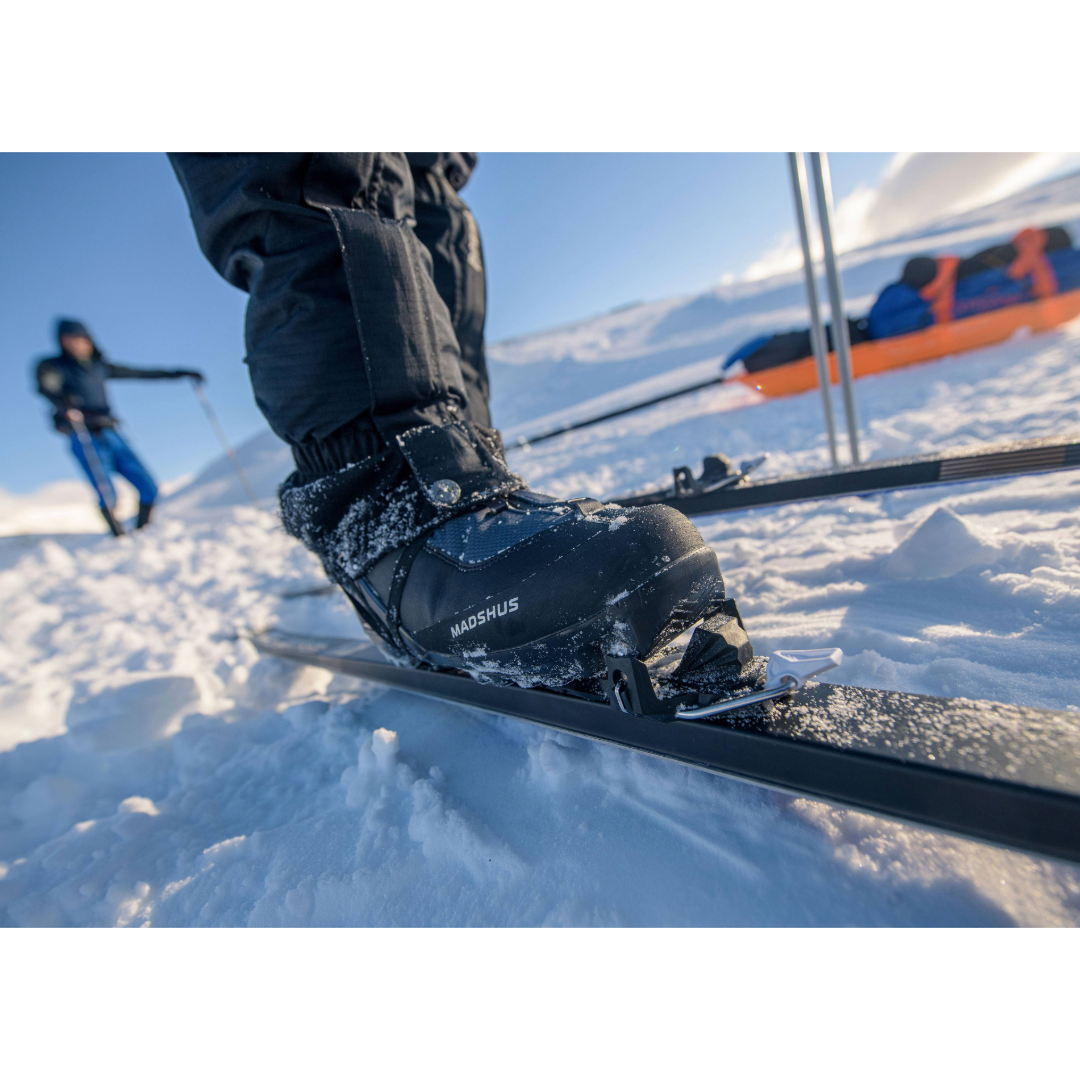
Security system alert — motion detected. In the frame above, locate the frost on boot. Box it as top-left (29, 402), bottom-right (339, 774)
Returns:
top-left (280, 421), bottom-right (726, 689)
top-left (279, 420), bottom-right (525, 582)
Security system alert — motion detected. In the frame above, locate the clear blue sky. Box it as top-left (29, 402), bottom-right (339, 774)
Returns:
top-left (0, 152), bottom-right (894, 494)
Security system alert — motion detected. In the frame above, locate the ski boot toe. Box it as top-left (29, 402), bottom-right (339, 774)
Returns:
top-left (340, 490), bottom-right (725, 687)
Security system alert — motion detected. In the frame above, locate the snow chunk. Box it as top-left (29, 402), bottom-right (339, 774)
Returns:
top-left (371, 728), bottom-right (400, 770)
top-left (883, 507), bottom-right (1000, 581)
top-left (113, 796), bottom-right (164, 839)
top-left (117, 796), bottom-right (160, 817)
top-left (341, 728), bottom-right (401, 807)
top-left (527, 737), bottom-right (585, 789)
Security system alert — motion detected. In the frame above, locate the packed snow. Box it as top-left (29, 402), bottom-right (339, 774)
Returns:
top-left (4, 174), bottom-right (1080, 926)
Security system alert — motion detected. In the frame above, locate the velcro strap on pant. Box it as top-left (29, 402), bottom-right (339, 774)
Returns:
top-left (397, 420), bottom-right (523, 510)
top-left (280, 425), bottom-right (524, 580)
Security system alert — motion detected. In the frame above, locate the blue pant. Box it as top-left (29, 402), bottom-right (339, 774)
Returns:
top-left (69, 428), bottom-right (158, 510)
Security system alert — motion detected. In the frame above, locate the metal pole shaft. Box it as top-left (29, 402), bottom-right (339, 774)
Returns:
top-left (810, 152), bottom-right (861, 464)
top-left (788, 152), bottom-right (839, 467)
top-left (69, 412), bottom-right (124, 536)
top-left (191, 381), bottom-right (260, 508)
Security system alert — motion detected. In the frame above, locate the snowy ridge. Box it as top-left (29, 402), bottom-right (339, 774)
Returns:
top-left (164, 428), bottom-right (293, 513)
top-left (0, 481), bottom-right (138, 538)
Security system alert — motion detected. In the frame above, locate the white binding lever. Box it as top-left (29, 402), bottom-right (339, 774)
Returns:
top-left (764, 648), bottom-right (843, 692)
top-left (676, 647), bottom-right (843, 719)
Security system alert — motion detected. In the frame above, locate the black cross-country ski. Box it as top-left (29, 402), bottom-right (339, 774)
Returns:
top-left (614, 434), bottom-right (1080, 516)
top-left (250, 626), bottom-right (1080, 865)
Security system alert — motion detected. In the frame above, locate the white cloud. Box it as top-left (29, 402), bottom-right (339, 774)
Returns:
top-left (742, 152), bottom-right (1080, 282)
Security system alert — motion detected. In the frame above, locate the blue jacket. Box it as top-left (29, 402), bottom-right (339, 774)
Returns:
top-left (34, 347), bottom-right (194, 433)
top-left (867, 245), bottom-right (1080, 339)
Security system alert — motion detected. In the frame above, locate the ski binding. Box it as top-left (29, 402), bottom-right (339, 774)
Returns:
top-left (672, 452), bottom-right (768, 498)
top-left (602, 647), bottom-right (842, 720)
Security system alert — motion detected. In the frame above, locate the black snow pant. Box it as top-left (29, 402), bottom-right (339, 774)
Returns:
top-left (169, 153), bottom-right (523, 579)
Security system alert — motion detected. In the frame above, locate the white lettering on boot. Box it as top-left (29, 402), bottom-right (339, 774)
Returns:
top-left (450, 597), bottom-right (519, 640)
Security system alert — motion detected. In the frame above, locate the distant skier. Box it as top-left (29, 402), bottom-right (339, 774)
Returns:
top-left (170, 154), bottom-right (726, 685)
top-left (34, 318), bottom-right (204, 535)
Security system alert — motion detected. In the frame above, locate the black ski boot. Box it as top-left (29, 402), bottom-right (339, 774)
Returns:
top-left (337, 490), bottom-right (725, 687)
top-left (135, 502), bottom-right (153, 530)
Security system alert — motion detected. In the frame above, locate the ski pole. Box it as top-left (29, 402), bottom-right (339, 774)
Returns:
top-left (810, 152), bottom-right (861, 464)
top-left (189, 379), bottom-right (260, 508)
top-left (67, 410), bottom-right (124, 537)
top-left (788, 152), bottom-right (839, 467)
top-left (512, 369), bottom-right (731, 449)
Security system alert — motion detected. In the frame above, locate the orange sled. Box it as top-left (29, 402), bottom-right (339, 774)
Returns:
top-left (736, 286), bottom-right (1080, 398)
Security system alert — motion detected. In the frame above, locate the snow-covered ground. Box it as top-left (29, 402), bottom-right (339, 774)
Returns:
top-left (0, 481), bottom-right (140, 538)
top-left (5, 176), bottom-right (1080, 926)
